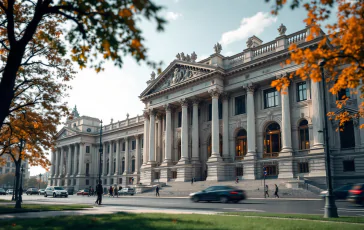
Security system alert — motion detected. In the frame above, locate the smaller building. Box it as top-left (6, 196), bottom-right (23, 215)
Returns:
top-left (0, 155), bottom-right (30, 179)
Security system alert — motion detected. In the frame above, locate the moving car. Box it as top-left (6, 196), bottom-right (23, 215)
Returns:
top-left (76, 189), bottom-right (89, 196)
top-left (118, 188), bottom-right (135, 196)
top-left (26, 188), bottom-right (39, 195)
top-left (6, 189), bottom-right (13, 195)
top-left (0, 188), bottom-right (6, 195)
top-left (38, 189), bottom-right (45, 195)
top-left (44, 186), bottom-right (68, 198)
top-left (320, 184), bottom-right (353, 200)
top-left (347, 183), bottom-right (364, 205)
top-left (189, 186), bottom-right (246, 203)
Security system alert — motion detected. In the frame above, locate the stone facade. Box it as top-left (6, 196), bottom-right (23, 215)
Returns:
top-left (52, 25), bottom-right (364, 190)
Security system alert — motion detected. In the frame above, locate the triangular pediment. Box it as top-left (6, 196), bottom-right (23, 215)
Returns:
top-left (140, 60), bottom-right (219, 98)
top-left (56, 127), bottom-right (78, 139)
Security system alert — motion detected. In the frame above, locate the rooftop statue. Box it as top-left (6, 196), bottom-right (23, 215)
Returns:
top-left (213, 42), bottom-right (222, 54)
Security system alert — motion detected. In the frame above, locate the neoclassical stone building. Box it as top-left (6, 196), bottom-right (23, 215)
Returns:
top-left (51, 25), bottom-right (364, 190)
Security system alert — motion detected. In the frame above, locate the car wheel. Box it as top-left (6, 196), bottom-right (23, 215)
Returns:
top-left (192, 196), bottom-right (199, 203)
top-left (220, 196), bottom-right (228, 203)
top-left (65, 195), bottom-right (68, 198)
top-left (44, 193), bottom-right (47, 197)
top-left (53, 193), bottom-right (56, 198)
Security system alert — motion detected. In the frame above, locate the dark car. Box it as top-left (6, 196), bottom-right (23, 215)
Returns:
top-left (67, 187), bottom-right (74, 195)
top-left (347, 183), bottom-right (364, 205)
top-left (26, 188), bottom-right (39, 195)
top-left (320, 184), bottom-right (353, 199)
top-left (189, 186), bottom-right (246, 203)
top-left (0, 188), bottom-right (6, 195)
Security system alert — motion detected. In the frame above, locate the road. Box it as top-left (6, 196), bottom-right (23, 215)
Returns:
top-left (2, 194), bottom-right (364, 217)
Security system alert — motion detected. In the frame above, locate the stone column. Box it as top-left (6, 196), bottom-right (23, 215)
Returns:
top-left (114, 140), bottom-right (120, 175)
top-left (125, 137), bottom-right (130, 174)
top-left (208, 88), bottom-right (222, 161)
top-left (73, 145), bottom-right (78, 176)
top-left (311, 79), bottom-right (325, 152)
top-left (51, 151), bottom-right (56, 177)
top-left (142, 111), bottom-right (150, 165)
top-left (60, 148), bottom-right (65, 177)
top-left (281, 86), bottom-right (293, 154)
top-left (163, 104), bottom-right (173, 165)
top-left (157, 114), bottom-right (163, 164)
top-left (134, 135), bottom-right (140, 174)
top-left (246, 85), bottom-right (256, 157)
top-left (108, 141), bottom-right (113, 176)
top-left (222, 93), bottom-right (230, 161)
top-left (78, 143), bottom-right (85, 176)
top-left (102, 142), bottom-right (107, 176)
top-left (148, 110), bottom-right (156, 164)
top-left (66, 146), bottom-right (72, 177)
top-left (191, 99), bottom-right (200, 163)
top-left (179, 98), bottom-right (189, 164)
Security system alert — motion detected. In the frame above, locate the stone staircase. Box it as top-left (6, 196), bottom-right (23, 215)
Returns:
top-left (138, 179), bottom-right (320, 198)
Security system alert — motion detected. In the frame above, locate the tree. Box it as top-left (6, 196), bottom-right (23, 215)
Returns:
top-left (24, 177), bottom-right (38, 189)
top-left (0, 0), bottom-right (165, 128)
top-left (268, 0), bottom-right (364, 128)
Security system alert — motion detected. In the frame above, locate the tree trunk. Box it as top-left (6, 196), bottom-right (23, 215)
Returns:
top-left (0, 45), bottom-right (27, 129)
top-left (14, 159), bottom-right (22, 209)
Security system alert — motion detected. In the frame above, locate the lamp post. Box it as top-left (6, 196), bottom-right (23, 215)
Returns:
top-left (38, 173), bottom-right (42, 190)
top-left (319, 59), bottom-right (338, 218)
top-left (19, 165), bottom-right (24, 203)
top-left (98, 120), bottom-right (103, 185)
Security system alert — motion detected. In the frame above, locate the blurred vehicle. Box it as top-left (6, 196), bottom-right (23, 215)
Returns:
top-left (26, 188), bottom-right (39, 195)
top-left (38, 189), bottom-right (45, 195)
top-left (189, 186), bottom-right (246, 203)
top-left (6, 189), bottom-right (13, 195)
top-left (347, 183), bottom-right (364, 206)
top-left (320, 184), bottom-right (353, 199)
top-left (0, 188), bottom-right (6, 195)
top-left (76, 189), bottom-right (89, 196)
top-left (44, 186), bottom-right (68, 198)
top-left (67, 187), bottom-right (74, 195)
top-left (118, 188), bottom-right (135, 196)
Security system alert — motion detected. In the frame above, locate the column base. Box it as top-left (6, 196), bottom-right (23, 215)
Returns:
top-left (207, 154), bottom-right (223, 163)
top-left (175, 165), bottom-right (192, 182)
top-left (191, 162), bottom-right (201, 181)
top-left (308, 156), bottom-right (327, 177)
top-left (278, 159), bottom-right (294, 179)
top-left (161, 160), bottom-right (172, 167)
top-left (242, 161), bottom-right (256, 180)
top-left (177, 157), bottom-right (190, 165)
top-left (159, 167), bottom-right (171, 183)
top-left (279, 150), bottom-right (293, 157)
top-left (206, 162), bottom-right (232, 181)
top-left (310, 147), bottom-right (325, 154)
top-left (140, 165), bottom-right (154, 185)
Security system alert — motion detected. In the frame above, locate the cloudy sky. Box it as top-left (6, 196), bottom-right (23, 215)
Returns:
top-left (30, 0), bottom-right (335, 175)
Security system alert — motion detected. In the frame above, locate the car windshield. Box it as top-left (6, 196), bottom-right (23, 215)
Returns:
top-left (54, 187), bottom-right (64, 190)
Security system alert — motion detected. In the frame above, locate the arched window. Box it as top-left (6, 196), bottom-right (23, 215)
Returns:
top-left (298, 119), bottom-right (310, 150)
top-left (340, 120), bottom-right (355, 149)
top-left (236, 129), bottom-right (247, 160)
top-left (132, 156), bottom-right (135, 173)
top-left (207, 134), bottom-right (223, 157)
top-left (106, 159), bottom-right (109, 174)
top-left (263, 122), bottom-right (281, 158)
top-left (121, 157), bottom-right (125, 174)
top-left (113, 158), bottom-right (116, 174)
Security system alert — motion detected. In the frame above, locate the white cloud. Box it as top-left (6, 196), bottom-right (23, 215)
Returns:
top-left (220, 12), bottom-right (277, 46)
top-left (166, 11), bottom-right (183, 21)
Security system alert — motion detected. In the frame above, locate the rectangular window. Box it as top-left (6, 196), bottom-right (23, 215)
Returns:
top-left (119, 178), bottom-right (122, 184)
top-left (114, 143), bottom-right (116, 152)
top-left (6, 162), bottom-right (10, 167)
top-left (218, 102), bottom-right (222, 119)
top-left (235, 95), bottom-right (246, 115)
top-left (86, 146), bottom-right (90, 153)
top-left (122, 142), bottom-right (125, 151)
top-left (86, 179), bottom-right (89, 185)
top-left (298, 162), bottom-right (309, 173)
top-left (178, 111), bottom-right (182, 127)
top-left (208, 104), bottom-right (212, 121)
top-left (343, 160), bottom-right (355, 172)
top-left (132, 140), bottom-right (136, 150)
top-left (111, 178), bottom-right (114, 184)
top-left (337, 88), bottom-right (350, 100)
top-left (236, 166), bottom-right (243, 176)
top-left (264, 88), bottom-right (279, 108)
top-left (297, 82), bottom-right (307, 102)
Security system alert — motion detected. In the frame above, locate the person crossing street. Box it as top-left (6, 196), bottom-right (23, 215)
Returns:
top-left (95, 181), bottom-right (103, 205)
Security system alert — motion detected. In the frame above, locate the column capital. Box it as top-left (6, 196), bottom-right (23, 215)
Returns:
top-left (143, 110), bottom-right (150, 119)
top-left (221, 92), bottom-right (230, 101)
top-left (191, 97), bottom-right (201, 106)
top-left (208, 87), bottom-right (221, 98)
top-left (156, 113), bottom-right (163, 120)
top-left (164, 103), bottom-right (175, 111)
top-left (179, 98), bottom-right (189, 107)
top-left (246, 83), bottom-right (257, 93)
top-left (149, 108), bottom-right (156, 116)
top-left (134, 134), bottom-right (141, 139)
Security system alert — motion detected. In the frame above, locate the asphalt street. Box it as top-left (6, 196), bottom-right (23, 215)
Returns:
top-left (3, 194), bottom-right (364, 217)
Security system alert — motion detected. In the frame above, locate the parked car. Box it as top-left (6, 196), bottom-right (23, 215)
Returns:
top-left (26, 188), bottom-right (39, 195)
top-left (67, 187), bottom-right (74, 195)
top-left (118, 188), bottom-right (135, 196)
top-left (189, 186), bottom-right (246, 203)
top-left (6, 189), bottom-right (13, 195)
top-left (44, 186), bottom-right (68, 198)
top-left (347, 183), bottom-right (364, 205)
top-left (76, 189), bottom-right (89, 196)
top-left (320, 184), bottom-right (354, 200)
top-left (38, 189), bottom-right (45, 195)
top-left (0, 188), bottom-right (6, 195)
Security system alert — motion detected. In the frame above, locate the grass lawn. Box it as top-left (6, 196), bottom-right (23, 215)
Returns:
top-left (0, 212), bottom-right (363, 230)
top-left (0, 204), bottom-right (92, 214)
top-left (0, 198), bottom-right (14, 203)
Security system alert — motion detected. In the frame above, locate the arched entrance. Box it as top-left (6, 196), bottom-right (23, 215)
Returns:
top-left (263, 122), bottom-right (281, 158)
top-left (235, 129), bottom-right (247, 160)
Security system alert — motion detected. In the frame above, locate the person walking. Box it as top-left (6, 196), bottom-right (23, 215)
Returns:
top-left (235, 177), bottom-right (239, 184)
top-left (191, 178), bottom-right (194, 185)
top-left (95, 181), bottom-right (103, 205)
top-left (88, 186), bottom-right (92, 197)
top-left (274, 184), bottom-right (279, 198)
top-left (156, 186), bottom-right (160, 197)
top-left (114, 185), bottom-right (118, 198)
top-left (109, 186), bottom-right (113, 197)
top-left (265, 185), bottom-right (269, 198)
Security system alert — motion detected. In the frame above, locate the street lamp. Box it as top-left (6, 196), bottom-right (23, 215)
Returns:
top-left (319, 59), bottom-right (338, 218)
top-left (19, 165), bottom-right (24, 203)
top-left (38, 173), bottom-right (42, 190)
top-left (98, 120), bottom-right (103, 185)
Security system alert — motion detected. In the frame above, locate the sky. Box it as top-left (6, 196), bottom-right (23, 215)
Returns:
top-left (29, 0), bottom-right (337, 176)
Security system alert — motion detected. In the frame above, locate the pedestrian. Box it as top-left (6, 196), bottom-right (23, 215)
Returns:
top-left (114, 185), bottom-right (118, 198)
top-left (156, 186), bottom-right (160, 197)
top-left (265, 185), bottom-right (269, 198)
top-left (95, 181), bottom-right (103, 205)
top-left (132, 177), bottom-right (134, 184)
top-left (109, 186), bottom-right (113, 197)
top-left (89, 186), bottom-right (92, 197)
top-left (235, 177), bottom-right (239, 184)
top-left (274, 184), bottom-right (279, 198)
top-left (191, 178), bottom-right (193, 185)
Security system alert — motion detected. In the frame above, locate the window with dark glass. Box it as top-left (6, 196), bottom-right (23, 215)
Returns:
top-left (340, 120), bottom-right (355, 149)
top-left (86, 180), bottom-right (89, 185)
top-left (113, 159), bottom-right (116, 174)
top-left (236, 166), bottom-right (243, 176)
top-left (86, 146), bottom-right (90, 153)
top-left (122, 142), bottom-right (125, 151)
top-left (131, 140), bottom-right (136, 150)
top-left (264, 123), bottom-right (281, 158)
top-left (265, 165), bottom-right (278, 176)
top-left (132, 157), bottom-right (135, 172)
top-left (337, 88), bottom-right (350, 100)
top-left (298, 119), bottom-right (310, 150)
top-left (298, 162), bottom-right (309, 173)
top-left (122, 158), bottom-right (125, 173)
top-left (297, 82), bottom-right (307, 101)
top-left (178, 111), bottom-right (182, 127)
top-left (236, 129), bottom-right (247, 159)
top-left (106, 159), bottom-right (109, 174)
top-left (86, 163), bottom-right (89, 176)
top-left (208, 104), bottom-right (212, 121)
top-left (219, 101), bottom-right (222, 119)
top-left (264, 88), bottom-right (279, 108)
top-left (114, 143), bottom-right (116, 152)
top-left (235, 95), bottom-right (246, 115)
top-left (343, 160), bottom-right (355, 172)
